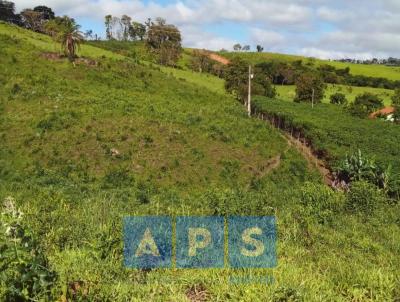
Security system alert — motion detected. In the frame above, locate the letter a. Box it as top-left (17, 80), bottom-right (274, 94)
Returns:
top-left (135, 228), bottom-right (161, 257)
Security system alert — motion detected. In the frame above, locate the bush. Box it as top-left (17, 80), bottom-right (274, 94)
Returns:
top-left (348, 92), bottom-right (384, 118)
top-left (391, 88), bottom-right (400, 106)
top-left (300, 182), bottom-right (344, 224)
top-left (346, 181), bottom-right (386, 213)
top-left (0, 197), bottom-right (57, 301)
top-left (294, 72), bottom-right (325, 104)
top-left (335, 150), bottom-right (392, 191)
top-left (330, 92), bottom-right (347, 105)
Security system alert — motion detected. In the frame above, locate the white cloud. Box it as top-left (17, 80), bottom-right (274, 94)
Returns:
top-left (250, 28), bottom-right (285, 51)
top-left (13, 0), bottom-right (400, 59)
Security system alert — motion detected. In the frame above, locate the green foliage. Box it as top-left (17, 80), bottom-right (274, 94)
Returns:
top-left (253, 97), bottom-right (400, 174)
top-left (219, 50), bottom-right (400, 81)
top-left (272, 286), bottom-right (304, 302)
top-left (348, 92), bottom-right (384, 118)
top-left (1, 22), bottom-right (400, 302)
top-left (330, 92), bottom-right (347, 105)
top-left (224, 57), bottom-right (248, 101)
top-left (146, 18), bottom-right (182, 66)
top-left (294, 72), bottom-right (325, 103)
top-left (336, 150), bottom-right (392, 191)
top-left (0, 197), bottom-right (57, 301)
top-left (346, 181), bottom-right (386, 214)
top-left (224, 58), bottom-right (276, 102)
top-left (392, 88), bottom-right (400, 106)
top-left (300, 182), bottom-right (344, 224)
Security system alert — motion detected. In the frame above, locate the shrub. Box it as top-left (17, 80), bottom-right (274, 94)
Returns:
top-left (300, 182), bottom-right (344, 224)
top-left (0, 197), bottom-right (57, 301)
top-left (348, 92), bottom-right (384, 118)
top-left (294, 72), bottom-right (325, 104)
top-left (330, 92), bottom-right (347, 105)
top-left (335, 150), bottom-right (392, 191)
top-left (102, 168), bottom-right (135, 188)
top-left (391, 88), bottom-right (400, 106)
top-left (346, 181), bottom-right (386, 213)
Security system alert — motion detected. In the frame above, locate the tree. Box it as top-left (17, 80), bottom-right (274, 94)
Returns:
top-left (294, 72), bottom-right (325, 104)
top-left (253, 67), bottom-right (276, 98)
top-left (233, 43), bottom-right (242, 52)
top-left (330, 93), bottom-right (348, 105)
top-left (242, 45), bottom-right (250, 52)
top-left (121, 14), bottom-right (131, 41)
top-left (33, 5), bottom-right (54, 20)
top-left (130, 21), bottom-right (146, 41)
top-left (105, 15), bottom-right (112, 40)
top-left (84, 29), bottom-right (93, 40)
top-left (111, 16), bottom-right (122, 40)
top-left (349, 92), bottom-right (384, 118)
top-left (56, 18), bottom-right (84, 62)
top-left (256, 45), bottom-right (264, 52)
top-left (0, 0), bottom-right (15, 22)
top-left (146, 18), bottom-right (182, 66)
top-left (224, 57), bottom-right (249, 102)
top-left (21, 9), bottom-right (43, 32)
top-left (190, 50), bottom-right (212, 73)
top-left (43, 16), bottom-right (75, 38)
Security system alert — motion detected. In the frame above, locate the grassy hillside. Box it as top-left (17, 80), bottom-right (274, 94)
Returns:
top-left (1, 23), bottom-right (399, 301)
top-left (220, 51), bottom-right (400, 80)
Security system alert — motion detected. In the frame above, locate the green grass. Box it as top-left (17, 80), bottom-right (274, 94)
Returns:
top-left (1, 23), bottom-right (399, 301)
top-left (220, 51), bottom-right (400, 80)
top-left (275, 84), bottom-right (394, 106)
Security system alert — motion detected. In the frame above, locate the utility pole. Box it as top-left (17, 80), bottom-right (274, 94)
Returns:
top-left (248, 65), bottom-right (253, 117)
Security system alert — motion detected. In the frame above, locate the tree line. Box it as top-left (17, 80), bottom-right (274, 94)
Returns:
top-left (335, 57), bottom-right (400, 67)
top-left (103, 15), bottom-right (182, 66)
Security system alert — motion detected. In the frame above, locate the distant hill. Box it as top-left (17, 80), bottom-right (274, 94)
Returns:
top-left (219, 51), bottom-right (400, 80)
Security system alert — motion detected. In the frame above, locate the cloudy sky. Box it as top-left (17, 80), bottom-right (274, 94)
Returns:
top-left (15, 0), bottom-right (400, 59)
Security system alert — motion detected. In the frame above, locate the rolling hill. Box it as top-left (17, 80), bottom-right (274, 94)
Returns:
top-left (220, 51), bottom-right (400, 80)
top-left (1, 22), bottom-right (399, 302)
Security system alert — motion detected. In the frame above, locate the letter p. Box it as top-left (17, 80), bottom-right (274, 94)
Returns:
top-left (188, 228), bottom-right (211, 257)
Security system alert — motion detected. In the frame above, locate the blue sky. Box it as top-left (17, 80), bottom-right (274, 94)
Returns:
top-left (15, 0), bottom-right (400, 59)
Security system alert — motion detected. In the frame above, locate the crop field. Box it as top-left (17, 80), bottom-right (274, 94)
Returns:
top-left (253, 96), bottom-right (400, 170)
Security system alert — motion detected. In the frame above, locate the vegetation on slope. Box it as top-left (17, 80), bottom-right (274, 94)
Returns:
top-left (220, 51), bottom-right (400, 81)
top-left (1, 22), bottom-right (399, 302)
top-left (253, 96), bottom-right (400, 172)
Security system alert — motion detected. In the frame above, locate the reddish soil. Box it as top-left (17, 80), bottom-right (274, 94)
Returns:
top-left (369, 106), bottom-right (396, 119)
top-left (207, 53), bottom-right (230, 65)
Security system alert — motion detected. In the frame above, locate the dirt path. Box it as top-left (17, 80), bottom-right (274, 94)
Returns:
top-left (208, 53), bottom-right (230, 65)
top-left (256, 113), bottom-right (334, 186)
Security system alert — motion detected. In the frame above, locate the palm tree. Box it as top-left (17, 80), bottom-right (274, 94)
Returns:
top-left (57, 19), bottom-right (83, 62)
